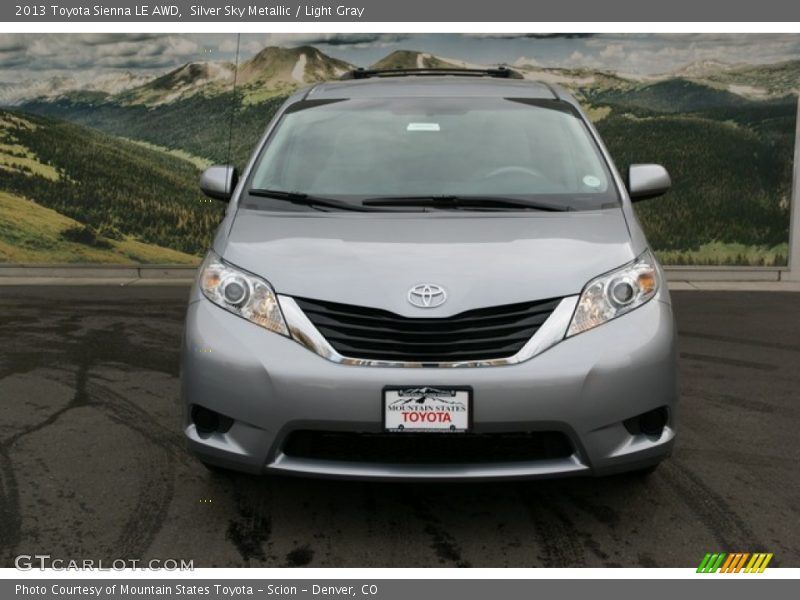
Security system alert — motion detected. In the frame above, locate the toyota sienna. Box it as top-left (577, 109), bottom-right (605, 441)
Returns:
top-left (181, 67), bottom-right (678, 480)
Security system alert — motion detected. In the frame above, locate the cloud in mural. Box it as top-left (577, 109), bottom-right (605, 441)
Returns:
top-left (0, 33), bottom-right (204, 74)
top-left (463, 33), bottom-right (598, 39)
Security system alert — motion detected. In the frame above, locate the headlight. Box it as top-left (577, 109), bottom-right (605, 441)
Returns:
top-left (566, 250), bottom-right (659, 337)
top-left (198, 252), bottom-right (289, 336)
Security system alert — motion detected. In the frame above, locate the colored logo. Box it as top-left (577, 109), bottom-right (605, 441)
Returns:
top-left (697, 553), bottom-right (773, 573)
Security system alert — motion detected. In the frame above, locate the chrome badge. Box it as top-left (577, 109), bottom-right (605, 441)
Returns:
top-left (407, 284), bottom-right (447, 308)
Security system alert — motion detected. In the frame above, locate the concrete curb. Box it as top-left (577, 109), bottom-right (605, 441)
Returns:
top-left (0, 264), bottom-right (196, 279)
top-left (664, 266), bottom-right (785, 282)
top-left (0, 277), bottom-right (196, 286)
top-left (668, 280), bottom-right (800, 291)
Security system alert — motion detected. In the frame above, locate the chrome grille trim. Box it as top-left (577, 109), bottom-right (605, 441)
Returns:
top-left (279, 294), bottom-right (579, 368)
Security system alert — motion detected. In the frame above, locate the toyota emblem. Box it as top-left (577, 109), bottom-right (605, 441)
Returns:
top-left (407, 284), bottom-right (447, 308)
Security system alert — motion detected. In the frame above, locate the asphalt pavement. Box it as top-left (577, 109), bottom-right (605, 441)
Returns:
top-left (0, 286), bottom-right (798, 568)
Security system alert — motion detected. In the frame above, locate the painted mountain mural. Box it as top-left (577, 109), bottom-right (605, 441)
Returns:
top-left (0, 34), bottom-right (796, 265)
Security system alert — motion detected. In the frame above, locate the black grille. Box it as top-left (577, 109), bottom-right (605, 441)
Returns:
top-left (294, 296), bottom-right (561, 362)
top-left (283, 430), bottom-right (573, 464)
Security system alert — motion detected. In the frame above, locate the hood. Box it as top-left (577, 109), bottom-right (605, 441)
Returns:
top-left (220, 209), bottom-right (636, 317)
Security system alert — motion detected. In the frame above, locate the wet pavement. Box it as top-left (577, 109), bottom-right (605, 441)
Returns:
top-left (0, 286), bottom-right (798, 567)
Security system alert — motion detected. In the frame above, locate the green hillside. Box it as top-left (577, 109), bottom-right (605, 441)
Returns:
top-left (22, 92), bottom-right (285, 169)
top-left (587, 78), bottom-right (760, 113)
top-left (586, 76), bottom-right (795, 266)
top-left (706, 60), bottom-right (800, 96)
top-left (0, 191), bottom-right (197, 264)
top-left (596, 110), bottom-right (792, 256)
top-left (0, 108), bottom-right (223, 259)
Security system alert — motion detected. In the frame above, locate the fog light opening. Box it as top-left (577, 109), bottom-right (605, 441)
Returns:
top-left (191, 405), bottom-right (233, 434)
top-left (624, 406), bottom-right (668, 437)
top-left (640, 408), bottom-right (668, 436)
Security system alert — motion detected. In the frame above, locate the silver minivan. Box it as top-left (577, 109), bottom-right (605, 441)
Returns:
top-left (181, 67), bottom-right (677, 480)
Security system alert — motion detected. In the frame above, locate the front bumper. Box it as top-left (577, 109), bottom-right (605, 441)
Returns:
top-left (181, 295), bottom-right (678, 480)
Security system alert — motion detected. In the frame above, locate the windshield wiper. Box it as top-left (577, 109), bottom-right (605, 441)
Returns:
top-left (360, 195), bottom-right (572, 212)
top-left (247, 188), bottom-right (373, 212)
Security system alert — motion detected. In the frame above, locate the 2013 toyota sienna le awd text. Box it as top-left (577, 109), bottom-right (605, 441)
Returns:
top-left (181, 67), bottom-right (678, 481)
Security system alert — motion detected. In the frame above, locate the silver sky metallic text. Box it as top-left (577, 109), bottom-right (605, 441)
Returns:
top-left (189, 4), bottom-right (292, 17)
top-left (188, 5), bottom-right (365, 18)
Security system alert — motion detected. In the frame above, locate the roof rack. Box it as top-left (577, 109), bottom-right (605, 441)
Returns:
top-left (340, 66), bottom-right (524, 80)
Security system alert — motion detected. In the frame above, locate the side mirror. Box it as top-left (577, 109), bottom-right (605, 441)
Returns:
top-left (200, 165), bottom-right (238, 201)
top-left (627, 164), bottom-right (671, 202)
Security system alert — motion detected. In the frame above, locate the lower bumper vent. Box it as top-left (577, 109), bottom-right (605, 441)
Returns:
top-left (282, 430), bottom-right (573, 464)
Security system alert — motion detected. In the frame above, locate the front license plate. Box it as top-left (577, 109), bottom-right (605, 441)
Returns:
top-left (383, 387), bottom-right (471, 432)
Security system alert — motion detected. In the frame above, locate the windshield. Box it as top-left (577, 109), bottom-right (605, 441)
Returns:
top-left (246, 97), bottom-right (619, 211)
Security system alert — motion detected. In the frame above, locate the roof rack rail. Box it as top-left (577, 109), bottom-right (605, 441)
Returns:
top-left (340, 66), bottom-right (524, 80)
